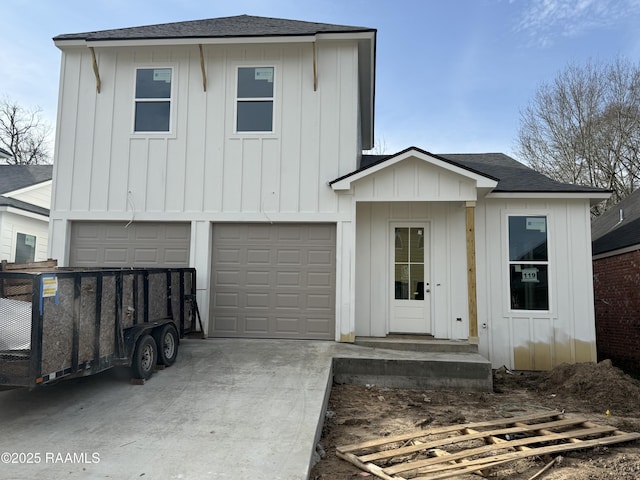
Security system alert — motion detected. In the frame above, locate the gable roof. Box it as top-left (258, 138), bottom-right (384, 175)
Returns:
top-left (53, 15), bottom-right (375, 42)
top-left (0, 147), bottom-right (11, 160)
top-left (335, 147), bottom-right (608, 194)
top-left (0, 165), bottom-right (53, 195)
top-left (0, 195), bottom-right (50, 216)
top-left (592, 189), bottom-right (640, 255)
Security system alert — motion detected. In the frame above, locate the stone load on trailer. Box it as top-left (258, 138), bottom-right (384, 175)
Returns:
top-left (0, 262), bottom-right (197, 388)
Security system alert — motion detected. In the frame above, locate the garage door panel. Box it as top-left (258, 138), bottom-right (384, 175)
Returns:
top-left (70, 222), bottom-right (190, 268)
top-left (216, 248), bottom-right (241, 264)
top-left (276, 271), bottom-right (300, 286)
top-left (247, 249), bottom-right (271, 264)
top-left (308, 272), bottom-right (332, 287)
top-left (211, 223), bottom-right (335, 339)
top-left (246, 317), bottom-right (269, 333)
top-left (104, 248), bottom-right (128, 264)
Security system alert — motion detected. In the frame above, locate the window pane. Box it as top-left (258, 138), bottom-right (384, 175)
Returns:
top-left (394, 228), bottom-right (408, 262)
top-left (237, 101), bottom-right (273, 132)
top-left (510, 264), bottom-right (548, 310)
top-left (409, 228), bottom-right (424, 262)
top-left (135, 102), bottom-right (170, 132)
top-left (410, 263), bottom-right (424, 300)
top-left (15, 233), bottom-right (36, 263)
top-left (238, 67), bottom-right (274, 98)
top-left (395, 264), bottom-right (409, 300)
top-left (509, 216), bottom-right (547, 261)
top-left (135, 68), bottom-right (171, 99)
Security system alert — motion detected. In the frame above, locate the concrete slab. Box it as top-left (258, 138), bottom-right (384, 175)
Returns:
top-left (0, 339), bottom-right (492, 480)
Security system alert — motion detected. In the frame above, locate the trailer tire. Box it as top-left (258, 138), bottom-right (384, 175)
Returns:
top-left (132, 335), bottom-right (157, 380)
top-left (154, 324), bottom-right (179, 366)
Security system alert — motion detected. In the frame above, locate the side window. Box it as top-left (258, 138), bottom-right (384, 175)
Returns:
top-left (508, 216), bottom-right (549, 310)
top-left (15, 233), bottom-right (36, 263)
top-left (134, 68), bottom-right (172, 132)
top-left (236, 66), bottom-right (274, 133)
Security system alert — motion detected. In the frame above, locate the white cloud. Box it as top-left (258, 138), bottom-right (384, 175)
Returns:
top-left (514, 0), bottom-right (640, 47)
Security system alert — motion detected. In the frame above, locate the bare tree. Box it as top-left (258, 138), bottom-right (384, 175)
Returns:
top-left (0, 97), bottom-right (52, 165)
top-left (517, 58), bottom-right (640, 214)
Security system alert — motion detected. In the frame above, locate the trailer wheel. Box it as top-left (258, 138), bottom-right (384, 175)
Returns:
top-left (154, 324), bottom-right (179, 366)
top-left (132, 335), bottom-right (157, 380)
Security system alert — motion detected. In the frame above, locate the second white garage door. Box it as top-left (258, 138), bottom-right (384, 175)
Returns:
top-left (211, 223), bottom-right (336, 340)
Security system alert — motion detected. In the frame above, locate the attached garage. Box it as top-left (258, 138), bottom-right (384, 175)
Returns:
top-left (69, 222), bottom-right (191, 267)
top-left (211, 223), bottom-right (336, 340)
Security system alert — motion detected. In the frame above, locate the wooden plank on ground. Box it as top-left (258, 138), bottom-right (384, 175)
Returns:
top-left (336, 412), bottom-right (640, 480)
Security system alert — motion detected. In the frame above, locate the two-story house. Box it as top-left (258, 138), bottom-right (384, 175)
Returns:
top-left (50, 15), bottom-right (609, 370)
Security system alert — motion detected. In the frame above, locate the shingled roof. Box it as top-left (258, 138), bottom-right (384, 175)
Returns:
top-left (53, 15), bottom-right (375, 42)
top-left (350, 148), bottom-right (607, 194)
top-left (592, 189), bottom-right (640, 255)
top-left (0, 165), bottom-right (53, 195)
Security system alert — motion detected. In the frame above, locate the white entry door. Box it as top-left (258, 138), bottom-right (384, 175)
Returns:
top-left (390, 224), bottom-right (431, 334)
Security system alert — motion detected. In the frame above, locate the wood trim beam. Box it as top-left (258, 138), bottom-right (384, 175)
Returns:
top-left (198, 44), bottom-right (207, 92)
top-left (466, 201), bottom-right (478, 343)
top-left (89, 47), bottom-right (101, 93)
top-left (312, 42), bottom-right (317, 91)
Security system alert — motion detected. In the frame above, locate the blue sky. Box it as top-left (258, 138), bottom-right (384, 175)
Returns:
top-left (1, 0), bottom-right (640, 158)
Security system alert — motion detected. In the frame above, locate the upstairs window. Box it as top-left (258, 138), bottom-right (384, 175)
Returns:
top-left (236, 66), bottom-right (274, 133)
top-left (134, 68), bottom-right (172, 132)
top-left (508, 216), bottom-right (549, 311)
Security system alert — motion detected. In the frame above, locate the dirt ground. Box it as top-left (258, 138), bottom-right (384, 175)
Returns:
top-left (310, 360), bottom-right (640, 480)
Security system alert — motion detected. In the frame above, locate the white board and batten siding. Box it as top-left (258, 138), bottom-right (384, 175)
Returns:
top-left (51, 42), bottom-right (360, 221)
top-left (475, 198), bottom-right (597, 370)
top-left (50, 40), bottom-right (363, 339)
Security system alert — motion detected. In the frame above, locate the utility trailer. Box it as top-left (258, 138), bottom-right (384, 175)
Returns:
top-left (0, 265), bottom-right (197, 388)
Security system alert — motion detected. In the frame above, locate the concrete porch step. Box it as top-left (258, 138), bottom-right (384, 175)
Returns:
top-left (332, 348), bottom-right (492, 392)
top-left (355, 336), bottom-right (478, 354)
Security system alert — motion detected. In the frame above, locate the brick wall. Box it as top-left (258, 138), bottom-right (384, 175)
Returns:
top-left (593, 249), bottom-right (640, 376)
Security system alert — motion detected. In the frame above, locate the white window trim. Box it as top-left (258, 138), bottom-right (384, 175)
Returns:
top-left (505, 213), bottom-right (552, 314)
top-left (233, 65), bottom-right (277, 135)
top-left (132, 66), bottom-right (175, 135)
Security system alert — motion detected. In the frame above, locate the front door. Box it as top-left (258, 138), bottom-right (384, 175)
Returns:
top-left (390, 224), bottom-right (431, 334)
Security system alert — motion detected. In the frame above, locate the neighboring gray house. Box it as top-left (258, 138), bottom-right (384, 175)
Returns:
top-left (49, 15), bottom-right (609, 370)
top-left (592, 189), bottom-right (640, 375)
top-left (0, 165), bottom-right (53, 263)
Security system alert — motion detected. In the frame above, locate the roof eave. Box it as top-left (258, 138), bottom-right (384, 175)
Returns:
top-left (54, 30), bottom-right (375, 48)
top-left (486, 191), bottom-right (612, 205)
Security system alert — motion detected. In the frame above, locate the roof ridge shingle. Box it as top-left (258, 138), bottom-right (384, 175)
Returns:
top-left (54, 14), bottom-right (375, 42)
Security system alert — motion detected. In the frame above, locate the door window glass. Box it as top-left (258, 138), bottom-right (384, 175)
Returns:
top-left (394, 227), bottom-right (425, 300)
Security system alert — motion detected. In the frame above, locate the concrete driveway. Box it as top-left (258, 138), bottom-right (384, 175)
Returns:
top-left (0, 339), bottom-right (334, 480)
top-left (0, 338), bottom-right (491, 479)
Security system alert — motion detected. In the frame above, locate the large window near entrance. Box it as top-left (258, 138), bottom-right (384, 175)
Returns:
top-left (508, 216), bottom-right (549, 310)
top-left (394, 227), bottom-right (425, 300)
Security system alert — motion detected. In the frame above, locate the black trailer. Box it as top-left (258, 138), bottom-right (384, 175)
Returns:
top-left (0, 267), bottom-right (197, 388)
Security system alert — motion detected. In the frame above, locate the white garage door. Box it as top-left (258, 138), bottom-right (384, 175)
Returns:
top-left (69, 222), bottom-right (190, 267)
top-left (211, 223), bottom-right (336, 340)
